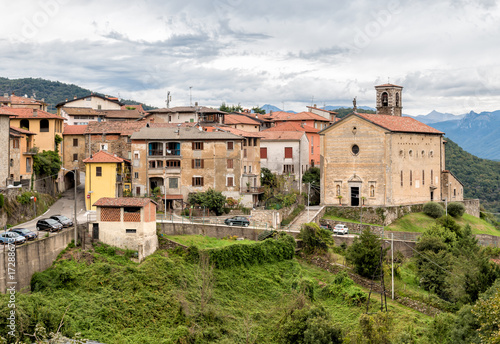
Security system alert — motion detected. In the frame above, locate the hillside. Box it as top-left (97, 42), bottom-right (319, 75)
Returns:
top-left (0, 242), bottom-right (431, 343)
top-left (408, 110), bottom-right (464, 124)
top-left (0, 77), bottom-right (156, 113)
top-left (431, 110), bottom-right (500, 161)
top-left (445, 138), bottom-right (500, 214)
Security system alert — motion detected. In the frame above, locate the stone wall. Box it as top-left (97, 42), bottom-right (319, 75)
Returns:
top-left (250, 206), bottom-right (294, 228)
top-left (0, 226), bottom-right (77, 293)
top-left (158, 222), bottom-right (267, 241)
top-left (463, 199), bottom-right (480, 218)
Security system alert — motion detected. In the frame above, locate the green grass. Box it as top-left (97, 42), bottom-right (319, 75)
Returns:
top-left (164, 234), bottom-right (255, 249)
top-left (323, 214), bottom-right (380, 226)
top-left (387, 212), bottom-right (500, 236)
top-left (0, 240), bottom-right (433, 343)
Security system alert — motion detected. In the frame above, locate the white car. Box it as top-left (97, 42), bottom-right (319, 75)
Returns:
top-left (333, 224), bottom-right (349, 235)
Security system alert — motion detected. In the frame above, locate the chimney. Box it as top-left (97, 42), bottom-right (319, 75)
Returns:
top-left (314, 104), bottom-right (317, 108)
top-left (74, 96), bottom-right (77, 99)
top-left (65, 98), bottom-right (68, 102)
top-left (33, 109), bottom-right (38, 117)
top-left (3, 93), bottom-right (7, 98)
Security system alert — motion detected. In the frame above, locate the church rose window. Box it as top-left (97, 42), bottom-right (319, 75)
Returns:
top-left (351, 145), bottom-right (360, 155)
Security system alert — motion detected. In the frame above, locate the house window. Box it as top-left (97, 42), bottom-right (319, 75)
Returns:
top-left (410, 170), bottom-right (413, 186)
top-left (401, 171), bottom-right (403, 187)
top-left (249, 165), bottom-right (252, 173)
top-left (96, 166), bottom-right (102, 177)
top-left (126, 229), bottom-right (137, 233)
top-left (10, 159), bottom-right (13, 167)
top-left (73, 153), bottom-right (78, 161)
top-left (148, 142), bottom-right (163, 156)
top-left (26, 158), bottom-right (31, 172)
top-left (244, 166), bottom-right (247, 174)
top-left (311, 159), bottom-right (314, 167)
top-left (20, 119), bottom-right (29, 130)
top-left (192, 176), bottom-right (204, 186)
top-left (13, 139), bottom-right (19, 149)
top-left (336, 185), bottom-right (340, 196)
top-left (134, 172), bottom-right (139, 179)
top-left (73, 138), bottom-right (78, 147)
top-left (192, 142), bottom-right (204, 150)
top-left (134, 152), bottom-right (139, 159)
top-left (454, 188), bottom-right (456, 196)
top-left (422, 170), bottom-right (425, 185)
top-left (260, 147), bottom-right (267, 159)
top-left (169, 178), bottom-right (178, 189)
top-left (192, 159), bottom-right (204, 169)
top-left (370, 185), bottom-right (375, 197)
top-left (227, 176), bottom-right (234, 187)
top-left (351, 144), bottom-right (360, 155)
top-left (284, 147), bottom-right (293, 159)
top-left (227, 159), bottom-right (233, 169)
top-left (227, 141), bottom-right (234, 150)
top-left (283, 165), bottom-right (294, 174)
top-left (430, 170), bottom-right (434, 184)
top-left (136, 186), bottom-right (141, 195)
top-left (166, 160), bottom-right (180, 168)
top-left (40, 119), bottom-right (49, 132)
top-left (100, 143), bottom-right (108, 151)
top-left (243, 148), bottom-right (247, 158)
top-left (149, 160), bottom-right (163, 169)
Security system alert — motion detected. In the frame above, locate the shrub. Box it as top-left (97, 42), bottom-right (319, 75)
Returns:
top-left (0, 194), bottom-right (3, 208)
top-left (447, 202), bottom-right (465, 218)
top-left (298, 222), bottom-right (334, 254)
top-left (346, 228), bottom-right (388, 279)
top-left (423, 202), bottom-right (445, 219)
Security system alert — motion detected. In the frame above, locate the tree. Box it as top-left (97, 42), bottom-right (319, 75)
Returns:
top-left (188, 188), bottom-right (226, 216)
top-left (472, 287), bottom-right (500, 343)
top-left (219, 102), bottom-right (243, 113)
top-left (251, 106), bottom-right (265, 114)
top-left (346, 228), bottom-right (388, 279)
top-left (302, 167), bottom-right (320, 205)
top-left (298, 223), bottom-right (334, 254)
top-left (33, 150), bottom-right (62, 177)
top-left (260, 167), bottom-right (276, 188)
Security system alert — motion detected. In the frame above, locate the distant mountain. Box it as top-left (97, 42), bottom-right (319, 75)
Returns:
top-left (407, 110), bottom-right (464, 124)
top-left (261, 104), bottom-right (297, 113)
top-left (429, 110), bottom-right (500, 161)
top-left (0, 77), bottom-right (156, 112)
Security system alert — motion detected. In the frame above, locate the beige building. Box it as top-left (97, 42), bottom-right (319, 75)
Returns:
top-left (130, 126), bottom-right (262, 208)
top-left (223, 114), bottom-right (262, 132)
top-left (93, 197), bottom-right (158, 260)
top-left (320, 84), bottom-right (463, 206)
top-left (145, 106), bottom-right (227, 125)
top-left (0, 93), bottom-right (48, 111)
top-left (0, 109), bottom-right (11, 187)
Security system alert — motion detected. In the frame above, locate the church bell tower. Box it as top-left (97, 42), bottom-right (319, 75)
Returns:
top-left (375, 84), bottom-right (403, 116)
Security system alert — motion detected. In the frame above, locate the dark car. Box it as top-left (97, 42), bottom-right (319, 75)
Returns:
top-left (224, 216), bottom-right (250, 227)
top-left (0, 232), bottom-right (26, 245)
top-left (320, 223), bottom-right (332, 231)
top-left (50, 215), bottom-right (73, 228)
top-left (9, 228), bottom-right (38, 241)
top-left (36, 218), bottom-right (63, 232)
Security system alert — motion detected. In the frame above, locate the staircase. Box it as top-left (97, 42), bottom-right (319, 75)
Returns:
top-left (285, 205), bottom-right (324, 232)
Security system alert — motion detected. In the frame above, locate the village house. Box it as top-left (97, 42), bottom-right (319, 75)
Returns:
top-left (259, 130), bottom-right (309, 192)
top-left (93, 197), bottom-right (158, 260)
top-left (0, 93), bottom-right (48, 111)
top-left (263, 121), bottom-right (321, 167)
top-left (0, 108), bottom-right (12, 187)
top-left (306, 105), bottom-right (338, 122)
top-left (130, 125), bottom-right (257, 209)
top-left (61, 124), bottom-right (88, 187)
top-left (9, 126), bottom-right (36, 187)
top-left (319, 84), bottom-right (463, 207)
top-left (144, 105), bottom-right (227, 125)
top-left (223, 113), bottom-right (262, 132)
top-left (84, 150), bottom-right (131, 211)
top-left (257, 110), bottom-right (332, 131)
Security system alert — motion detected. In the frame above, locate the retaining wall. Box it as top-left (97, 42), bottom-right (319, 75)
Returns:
top-left (0, 226), bottom-right (77, 293)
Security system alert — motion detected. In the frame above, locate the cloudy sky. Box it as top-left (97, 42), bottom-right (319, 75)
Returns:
top-left (1, 0), bottom-right (500, 115)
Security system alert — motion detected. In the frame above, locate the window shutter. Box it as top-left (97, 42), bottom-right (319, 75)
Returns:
top-left (285, 147), bottom-right (293, 159)
top-left (192, 159), bottom-right (194, 168)
top-left (201, 159), bottom-right (204, 168)
top-left (201, 142), bottom-right (204, 150)
top-left (201, 177), bottom-right (204, 186)
top-left (192, 142), bottom-right (195, 150)
top-left (260, 147), bottom-right (267, 159)
top-left (192, 177), bottom-right (195, 186)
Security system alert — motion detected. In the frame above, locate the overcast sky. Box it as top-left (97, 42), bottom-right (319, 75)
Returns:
top-left (1, 0), bottom-right (499, 115)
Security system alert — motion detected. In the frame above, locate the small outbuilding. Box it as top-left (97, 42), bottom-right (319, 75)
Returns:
top-left (93, 197), bottom-right (158, 260)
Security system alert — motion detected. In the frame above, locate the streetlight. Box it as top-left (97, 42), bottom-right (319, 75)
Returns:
top-left (62, 167), bottom-right (78, 245)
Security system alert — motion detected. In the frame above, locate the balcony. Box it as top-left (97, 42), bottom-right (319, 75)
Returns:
top-left (166, 149), bottom-right (181, 156)
top-left (148, 149), bottom-right (164, 157)
top-left (242, 186), bottom-right (264, 194)
top-left (23, 147), bottom-right (39, 155)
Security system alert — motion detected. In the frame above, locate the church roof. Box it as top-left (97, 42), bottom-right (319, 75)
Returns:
top-left (355, 113), bottom-right (444, 134)
top-left (375, 83), bottom-right (403, 88)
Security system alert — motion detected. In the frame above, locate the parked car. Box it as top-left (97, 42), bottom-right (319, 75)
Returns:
top-left (0, 232), bottom-right (27, 245)
top-left (320, 223), bottom-right (332, 231)
top-left (333, 224), bottom-right (349, 235)
top-left (9, 228), bottom-right (38, 241)
top-left (36, 218), bottom-right (63, 232)
top-left (50, 215), bottom-right (73, 228)
top-left (224, 216), bottom-right (250, 227)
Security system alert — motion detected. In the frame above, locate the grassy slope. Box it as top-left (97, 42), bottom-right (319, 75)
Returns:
top-left (164, 234), bottom-right (255, 248)
top-left (0, 240), bottom-right (431, 343)
top-left (387, 212), bottom-right (500, 236)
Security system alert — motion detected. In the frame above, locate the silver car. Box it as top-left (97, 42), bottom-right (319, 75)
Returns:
top-left (0, 232), bottom-right (27, 245)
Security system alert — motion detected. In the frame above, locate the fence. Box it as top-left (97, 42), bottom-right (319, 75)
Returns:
top-left (156, 214), bottom-right (269, 229)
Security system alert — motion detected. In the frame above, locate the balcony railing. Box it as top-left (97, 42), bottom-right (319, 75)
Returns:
top-left (242, 186), bottom-right (264, 194)
top-left (23, 147), bottom-right (39, 155)
top-left (165, 149), bottom-right (181, 156)
top-left (148, 149), bottom-right (181, 156)
top-left (148, 149), bottom-right (164, 156)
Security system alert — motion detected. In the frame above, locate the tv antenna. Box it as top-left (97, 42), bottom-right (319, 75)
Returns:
top-left (189, 86), bottom-right (192, 106)
top-left (166, 91), bottom-right (171, 108)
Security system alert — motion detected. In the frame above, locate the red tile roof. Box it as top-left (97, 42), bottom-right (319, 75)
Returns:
top-left (149, 122), bottom-right (196, 128)
top-left (0, 107), bottom-right (16, 116)
top-left (264, 121), bottom-right (320, 133)
top-left (10, 126), bottom-right (36, 135)
top-left (83, 150), bottom-right (126, 163)
top-left (306, 106), bottom-right (338, 114)
top-left (9, 95), bottom-right (45, 105)
top-left (6, 108), bottom-right (64, 119)
top-left (61, 107), bottom-right (100, 116)
top-left (259, 131), bottom-right (305, 141)
top-left (261, 111), bottom-right (330, 122)
top-left (224, 114), bottom-right (261, 125)
top-left (100, 109), bottom-right (143, 119)
top-left (356, 113), bottom-right (444, 134)
top-left (64, 124), bottom-right (88, 135)
top-left (212, 126), bottom-right (264, 137)
top-left (93, 197), bottom-right (157, 207)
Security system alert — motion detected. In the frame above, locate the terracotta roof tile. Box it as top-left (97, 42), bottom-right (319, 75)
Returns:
top-left (9, 95), bottom-right (45, 105)
top-left (85, 121), bottom-right (147, 135)
top-left (61, 107), bottom-right (100, 116)
top-left (100, 109), bottom-right (142, 119)
top-left (0, 107), bottom-right (16, 116)
top-left (64, 124), bottom-right (88, 135)
top-left (224, 114), bottom-right (261, 125)
top-left (212, 126), bottom-right (264, 137)
top-left (264, 122), bottom-right (320, 133)
top-left (131, 126), bottom-right (243, 141)
top-left (261, 111), bottom-right (330, 122)
top-left (5, 108), bottom-right (64, 119)
top-left (259, 131), bottom-right (305, 141)
top-left (306, 106), bottom-right (338, 114)
top-left (83, 150), bottom-right (126, 163)
top-left (356, 113), bottom-right (444, 134)
top-left (10, 126), bottom-right (36, 135)
top-left (147, 106), bottom-right (226, 114)
top-left (93, 197), bottom-right (157, 207)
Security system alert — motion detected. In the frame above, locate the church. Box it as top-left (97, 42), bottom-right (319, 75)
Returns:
top-left (319, 84), bottom-right (463, 207)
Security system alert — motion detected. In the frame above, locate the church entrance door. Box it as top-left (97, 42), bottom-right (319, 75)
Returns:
top-left (351, 187), bottom-right (359, 206)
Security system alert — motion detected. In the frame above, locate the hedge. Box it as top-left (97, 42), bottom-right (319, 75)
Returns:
top-left (447, 202), bottom-right (465, 218)
top-left (205, 234), bottom-right (296, 269)
top-left (423, 202), bottom-right (445, 219)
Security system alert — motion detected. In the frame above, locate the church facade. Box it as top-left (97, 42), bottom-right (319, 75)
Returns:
top-left (319, 84), bottom-right (464, 207)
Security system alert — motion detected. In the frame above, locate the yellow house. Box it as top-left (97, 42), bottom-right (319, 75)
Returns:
top-left (8, 108), bottom-right (64, 153)
top-left (84, 150), bottom-right (128, 211)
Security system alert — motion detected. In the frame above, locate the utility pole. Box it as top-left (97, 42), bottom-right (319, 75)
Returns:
top-left (307, 183), bottom-right (310, 222)
top-left (391, 233), bottom-right (394, 300)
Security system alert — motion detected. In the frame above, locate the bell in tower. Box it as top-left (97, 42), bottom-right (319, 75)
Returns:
top-left (375, 83), bottom-right (403, 116)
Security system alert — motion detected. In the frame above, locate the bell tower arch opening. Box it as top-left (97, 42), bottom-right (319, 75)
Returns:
top-left (375, 83), bottom-right (403, 116)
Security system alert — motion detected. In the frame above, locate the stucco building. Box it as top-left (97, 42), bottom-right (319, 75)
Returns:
top-left (9, 127), bottom-right (36, 187)
top-left (320, 84), bottom-right (463, 206)
top-left (0, 108), bottom-right (11, 187)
